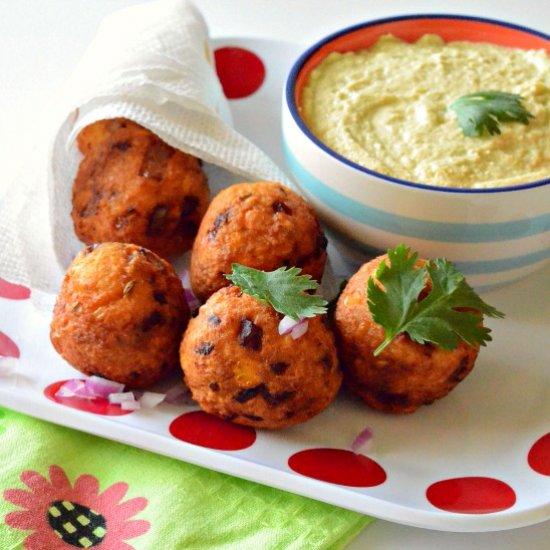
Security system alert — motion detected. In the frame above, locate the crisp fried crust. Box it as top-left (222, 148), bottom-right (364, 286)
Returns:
top-left (180, 286), bottom-right (341, 429)
top-left (189, 182), bottom-right (327, 302)
top-left (50, 242), bottom-right (189, 388)
top-left (334, 255), bottom-right (479, 414)
top-left (72, 118), bottom-right (209, 259)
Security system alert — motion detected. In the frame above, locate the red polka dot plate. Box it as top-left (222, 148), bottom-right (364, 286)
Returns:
top-left (0, 38), bottom-right (548, 532)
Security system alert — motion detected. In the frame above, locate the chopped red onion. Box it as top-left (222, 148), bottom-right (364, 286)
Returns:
top-left (291, 319), bottom-right (308, 340)
top-left (351, 426), bottom-right (374, 454)
top-left (54, 385), bottom-right (79, 399)
top-left (278, 315), bottom-right (309, 339)
top-left (108, 392), bottom-right (136, 404)
top-left (55, 379), bottom-right (94, 400)
top-left (63, 379), bottom-right (86, 392)
top-left (163, 383), bottom-right (194, 405)
top-left (138, 391), bottom-right (166, 409)
top-left (179, 269), bottom-right (201, 312)
top-left (278, 315), bottom-right (297, 335)
top-left (86, 376), bottom-right (125, 399)
top-left (121, 400), bottom-right (141, 411)
top-left (54, 377), bottom-right (126, 401)
top-left (53, 377), bottom-right (191, 411)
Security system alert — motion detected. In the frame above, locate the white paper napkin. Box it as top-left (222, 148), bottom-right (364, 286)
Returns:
top-left (0, 0), bottom-right (297, 310)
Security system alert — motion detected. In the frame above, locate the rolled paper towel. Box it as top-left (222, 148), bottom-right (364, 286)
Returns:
top-left (0, 0), bottom-right (293, 309)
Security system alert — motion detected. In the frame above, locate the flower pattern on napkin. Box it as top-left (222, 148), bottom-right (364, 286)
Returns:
top-left (3, 465), bottom-right (149, 549)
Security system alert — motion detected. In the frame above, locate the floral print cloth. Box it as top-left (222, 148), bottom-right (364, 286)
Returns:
top-left (0, 408), bottom-right (371, 549)
top-left (5, 466), bottom-right (148, 549)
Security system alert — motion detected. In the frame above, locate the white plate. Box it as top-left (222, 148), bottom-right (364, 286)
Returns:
top-left (0, 38), bottom-right (549, 533)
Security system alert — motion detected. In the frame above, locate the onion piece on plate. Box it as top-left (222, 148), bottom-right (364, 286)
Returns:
top-left (54, 377), bottom-right (192, 411)
top-left (54, 377), bottom-right (125, 400)
top-left (351, 426), bottom-right (374, 454)
top-left (139, 391), bottom-right (166, 409)
top-left (54, 379), bottom-right (94, 399)
top-left (163, 383), bottom-right (194, 405)
top-left (86, 376), bottom-right (125, 399)
top-left (108, 391), bottom-right (136, 404)
top-left (179, 269), bottom-right (201, 313)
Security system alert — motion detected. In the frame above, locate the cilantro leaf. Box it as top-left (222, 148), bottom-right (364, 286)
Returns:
top-left (450, 91), bottom-right (534, 137)
top-left (367, 245), bottom-right (505, 356)
top-left (225, 264), bottom-right (327, 320)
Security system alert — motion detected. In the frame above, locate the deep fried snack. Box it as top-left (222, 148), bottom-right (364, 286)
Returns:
top-left (189, 182), bottom-right (327, 302)
top-left (334, 254), bottom-right (479, 414)
top-left (180, 286), bottom-right (341, 429)
top-left (72, 118), bottom-right (209, 259)
top-left (50, 242), bottom-right (189, 388)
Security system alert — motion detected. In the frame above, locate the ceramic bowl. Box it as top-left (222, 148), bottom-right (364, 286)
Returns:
top-left (282, 14), bottom-right (550, 290)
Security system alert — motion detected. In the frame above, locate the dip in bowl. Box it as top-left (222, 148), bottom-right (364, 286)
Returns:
top-left (282, 15), bottom-right (550, 290)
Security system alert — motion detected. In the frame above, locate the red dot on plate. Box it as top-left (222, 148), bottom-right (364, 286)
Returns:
top-left (528, 433), bottom-right (550, 476)
top-left (288, 448), bottom-right (387, 487)
top-left (0, 331), bottom-right (20, 359)
top-left (426, 477), bottom-right (516, 514)
top-left (44, 380), bottom-right (133, 416)
top-left (0, 278), bottom-right (30, 300)
top-left (169, 410), bottom-right (256, 451)
top-left (214, 47), bottom-right (266, 99)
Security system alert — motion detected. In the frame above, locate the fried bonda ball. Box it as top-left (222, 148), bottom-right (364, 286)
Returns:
top-left (50, 242), bottom-right (189, 388)
top-left (334, 254), bottom-right (479, 414)
top-left (180, 286), bottom-right (342, 429)
top-left (72, 118), bottom-right (209, 259)
top-left (189, 182), bottom-right (328, 302)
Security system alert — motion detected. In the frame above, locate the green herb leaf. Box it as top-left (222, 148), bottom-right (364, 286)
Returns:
top-left (367, 244), bottom-right (505, 356)
top-left (450, 91), bottom-right (534, 137)
top-left (225, 264), bottom-right (327, 320)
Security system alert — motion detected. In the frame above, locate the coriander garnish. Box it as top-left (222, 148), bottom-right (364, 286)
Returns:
top-left (225, 264), bottom-right (327, 320)
top-left (450, 91), bottom-right (534, 137)
top-left (367, 244), bottom-right (505, 356)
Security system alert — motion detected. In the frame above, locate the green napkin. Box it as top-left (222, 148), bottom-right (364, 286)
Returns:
top-left (0, 407), bottom-right (372, 549)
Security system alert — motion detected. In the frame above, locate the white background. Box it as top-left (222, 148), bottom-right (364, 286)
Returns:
top-left (1, 1), bottom-right (548, 548)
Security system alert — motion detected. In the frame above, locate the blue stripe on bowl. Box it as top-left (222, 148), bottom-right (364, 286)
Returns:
top-left (454, 248), bottom-right (550, 275)
top-left (284, 143), bottom-right (550, 243)
top-left (473, 271), bottom-right (541, 293)
top-left (326, 216), bottom-right (550, 276)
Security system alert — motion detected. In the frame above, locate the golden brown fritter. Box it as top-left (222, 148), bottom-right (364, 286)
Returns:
top-left (334, 254), bottom-right (479, 414)
top-left (72, 118), bottom-right (209, 259)
top-left (189, 182), bottom-right (327, 302)
top-left (50, 242), bottom-right (189, 388)
top-left (180, 286), bottom-right (341, 429)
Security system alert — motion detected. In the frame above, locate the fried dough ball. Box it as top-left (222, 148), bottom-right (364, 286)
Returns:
top-left (180, 286), bottom-right (341, 429)
top-left (72, 118), bottom-right (209, 259)
top-left (50, 242), bottom-right (189, 388)
top-left (334, 254), bottom-right (479, 414)
top-left (189, 182), bottom-right (327, 302)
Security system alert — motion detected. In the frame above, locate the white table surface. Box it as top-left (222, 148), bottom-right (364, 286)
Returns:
top-left (1, 1), bottom-right (548, 548)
